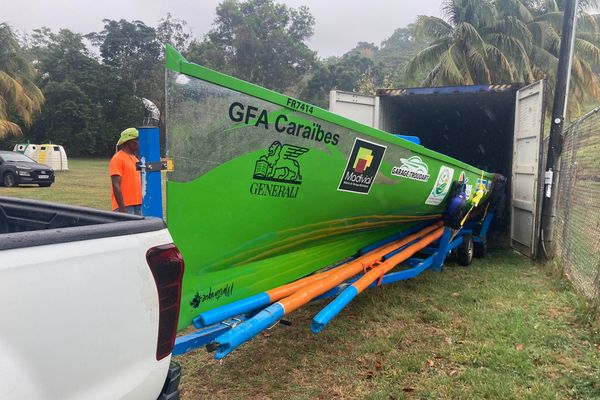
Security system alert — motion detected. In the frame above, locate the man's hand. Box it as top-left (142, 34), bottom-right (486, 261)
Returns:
top-left (111, 175), bottom-right (126, 212)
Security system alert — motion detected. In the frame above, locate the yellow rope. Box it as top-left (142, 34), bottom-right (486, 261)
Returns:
top-left (459, 171), bottom-right (487, 227)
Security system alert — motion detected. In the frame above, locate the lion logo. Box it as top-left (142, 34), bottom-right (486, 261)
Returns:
top-left (253, 141), bottom-right (309, 184)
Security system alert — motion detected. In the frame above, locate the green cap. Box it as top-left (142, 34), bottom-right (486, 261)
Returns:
top-left (117, 128), bottom-right (139, 146)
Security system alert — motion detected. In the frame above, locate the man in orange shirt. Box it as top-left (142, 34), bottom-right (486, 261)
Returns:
top-left (110, 128), bottom-right (143, 215)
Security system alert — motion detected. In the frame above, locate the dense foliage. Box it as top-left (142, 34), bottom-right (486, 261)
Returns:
top-left (0, 0), bottom-right (599, 155)
top-left (187, 0), bottom-right (317, 92)
top-left (407, 0), bottom-right (600, 113)
top-left (0, 23), bottom-right (43, 139)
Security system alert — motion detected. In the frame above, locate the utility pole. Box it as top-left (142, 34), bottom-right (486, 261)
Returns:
top-left (540, 0), bottom-right (578, 259)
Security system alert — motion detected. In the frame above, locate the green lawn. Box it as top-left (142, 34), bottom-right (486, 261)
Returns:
top-left (2, 159), bottom-right (598, 399)
top-left (178, 250), bottom-right (600, 400)
top-left (0, 158), bottom-right (112, 210)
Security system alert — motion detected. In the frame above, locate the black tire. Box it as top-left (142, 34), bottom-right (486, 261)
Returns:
top-left (38, 182), bottom-right (52, 187)
top-left (474, 241), bottom-right (488, 258)
top-left (157, 361), bottom-right (181, 400)
top-left (457, 234), bottom-right (474, 266)
top-left (3, 172), bottom-right (17, 187)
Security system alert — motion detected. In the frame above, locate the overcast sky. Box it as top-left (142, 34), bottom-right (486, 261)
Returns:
top-left (3, 0), bottom-right (443, 58)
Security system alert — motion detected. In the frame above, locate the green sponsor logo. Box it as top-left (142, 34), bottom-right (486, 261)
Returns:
top-left (250, 141), bottom-right (309, 199)
top-left (253, 141), bottom-right (309, 184)
top-left (391, 156), bottom-right (430, 182)
top-left (426, 166), bottom-right (455, 206)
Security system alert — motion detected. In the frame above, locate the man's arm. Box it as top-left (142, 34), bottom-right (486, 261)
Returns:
top-left (111, 175), bottom-right (127, 212)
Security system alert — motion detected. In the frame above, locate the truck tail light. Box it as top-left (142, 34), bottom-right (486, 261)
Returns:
top-left (146, 244), bottom-right (185, 361)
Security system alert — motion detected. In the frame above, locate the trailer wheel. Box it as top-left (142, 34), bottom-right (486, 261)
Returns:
top-left (474, 241), bottom-right (487, 258)
top-left (457, 234), bottom-right (474, 266)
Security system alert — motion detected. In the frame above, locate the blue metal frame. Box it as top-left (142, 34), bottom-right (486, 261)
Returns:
top-left (382, 84), bottom-right (519, 96)
top-left (174, 317), bottom-right (247, 356)
top-left (173, 211), bottom-right (496, 357)
top-left (473, 211), bottom-right (494, 244)
top-left (138, 126), bottom-right (163, 219)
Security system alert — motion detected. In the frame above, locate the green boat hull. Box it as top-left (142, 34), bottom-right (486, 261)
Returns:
top-left (164, 46), bottom-right (494, 329)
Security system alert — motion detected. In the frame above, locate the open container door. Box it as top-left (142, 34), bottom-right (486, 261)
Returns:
top-left (510, 80), bottom-right (545, 258)
top-left (329, 90), bottom-right (379, 128)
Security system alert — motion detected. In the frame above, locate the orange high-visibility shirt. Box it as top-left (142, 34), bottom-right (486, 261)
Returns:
top-left (109, 150), bottom-right (142, 210)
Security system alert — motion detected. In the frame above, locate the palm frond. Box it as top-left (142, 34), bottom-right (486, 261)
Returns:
top-left (406, 41), bottom-right (451, 83)
top-left (533, 12), bottom-right (564, 31)
top-left (486, 32), bottom-right (532, 79)
top-left (527, 20), bottom-right (560, 50)
top-left (450, 45), bottom-right (474, 84)
top-left (529, 45), bottom-right (559, 76)
top-left (438, 44), bottom-right (467, 84)
top-left (466, 47), bottom-right (491, 83)
top-left (571, 55), bottom-right (600, 100)
top-left (577, 12), bottom-right (599, 36)
top-left (455, 22), bottom-right (486, 50)
top-left (541, 0), bottom-right (559, 13)
top-left (414, 16), bottom-right (453, 41)
top-left (484, 43), bottom-right (515, 82)
top-left (535, 10), bottom-right (597, 35)
top-left (575, 38), bottom-right (600, 65)
top-left (576, 30), bottom-right (600, 44)
top-left (578, 0), bottom-right (600, 12)
top-left (444, 0), bottom-right (496, 28)
top-left (422, 64), bottom-right (442, 86)
top-left (494, 0), bottom-right (533, 23)
top-left (486, 16), bottom-right (532, 50)
top-left (537, 24), bottom-right (561, 55)
top-left (0, 71), bottom-right (44, 128)
top-left (0, 22), bottom-right (43, 135)
top-left (0, 120), bottom-right (22, 139)
top-left (527, 21), bottom-right (544, 47)
top-left (0, 96), bottom-right (22, 138)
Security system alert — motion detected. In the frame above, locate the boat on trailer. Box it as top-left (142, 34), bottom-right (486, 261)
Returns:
top-left (164, 45), bottom-right (497, 329)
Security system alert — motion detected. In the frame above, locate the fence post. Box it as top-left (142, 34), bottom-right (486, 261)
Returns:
top-left (541, 0), bottom-right (578, 259)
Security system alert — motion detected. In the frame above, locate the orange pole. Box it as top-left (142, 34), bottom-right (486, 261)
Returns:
top-left (351, 227), bottom-right (444, 293)
top-left (196, 222), bottom-right (442, 329)
top-left (212, 222), bottom-right (444, 359)
top-left (277, 222), bottom-right (443, 314)
top-left (310, 227), bottom-right (445, 333)
top-left (267, 221), bottom-right (442, 301)
top-left (267, 269), bottom-right (335, 300)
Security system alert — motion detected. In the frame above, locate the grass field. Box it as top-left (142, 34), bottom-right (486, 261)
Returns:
top-left (0, 158), bottom-right (113, 210)
top-left (2, 159), bottom-right (599, 399)
top-left (179, 251), bottom-right (600, 400)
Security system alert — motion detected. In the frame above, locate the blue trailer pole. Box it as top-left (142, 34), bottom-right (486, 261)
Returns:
top-left (138, 126), bottom-right (163, 219)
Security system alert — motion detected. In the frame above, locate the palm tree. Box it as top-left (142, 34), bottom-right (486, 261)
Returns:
top-left (527, 0), bottom-right (600, 112)
top-left (406, 0), bottom-right (516, 86)
top-left (496, 0), bottom-right (600, 113)
top-left (407, 0), bottom-right (600, 113)
top-left (0, 23), bottom-right (44, 139)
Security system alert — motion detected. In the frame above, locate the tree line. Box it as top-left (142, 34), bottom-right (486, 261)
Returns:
top-left (1, 0), bottom-right (600, 157)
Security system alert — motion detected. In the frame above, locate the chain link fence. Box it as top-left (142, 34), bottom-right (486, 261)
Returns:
top-left (554, 107), bottom-right (600, 301)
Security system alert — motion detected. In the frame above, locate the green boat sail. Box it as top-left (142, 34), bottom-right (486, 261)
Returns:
top-left (164, 45), bottom-right (495, 329)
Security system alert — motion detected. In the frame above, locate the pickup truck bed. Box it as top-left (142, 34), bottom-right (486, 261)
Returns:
top-left (0, 197), bottom-right (182, 400)
top-left (0, 197), bottom-right (165, 249)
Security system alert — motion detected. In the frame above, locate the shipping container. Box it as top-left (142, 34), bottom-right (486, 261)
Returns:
top-left (329, 81), bottom-right (546, 258)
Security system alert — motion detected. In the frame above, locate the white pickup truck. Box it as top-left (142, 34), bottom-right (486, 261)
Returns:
top-left (0, 196), bottom-right (183, 400)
